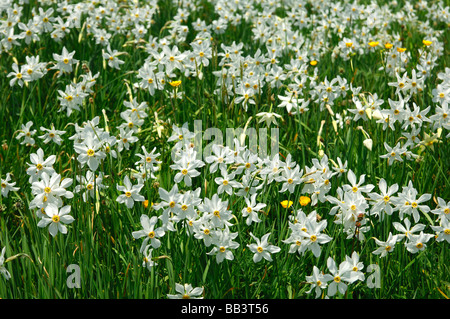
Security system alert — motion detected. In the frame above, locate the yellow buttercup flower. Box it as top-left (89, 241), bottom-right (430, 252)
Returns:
top-left (281, 200), bottom-right (293, 208)
top-left (397, 47), bottom-right (407, 53)
top-left (143, 200), bottom-right (153, 208)
top-left (299, 196), bottom-right (311, 206)
top-left (169, 80), bottom-right (182, 88)
top-left (310, 60), bottom-right (318, 66)
top-left (368, 41), bottom-right (379, 47)
top-left (384, 43), bottom-right (393, 49)
top-left (422, 40), bottom-right (432, 46)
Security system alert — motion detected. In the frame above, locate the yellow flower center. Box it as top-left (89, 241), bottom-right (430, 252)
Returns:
top-left (125, 191), bottom-right (132, 198)
top-left (87, 149), bottom-right (95, 157)
top-left (87, 184), bottom-right (93, 190)
top-left (181, 169), bottom-right (188, 175)
top-left (148, 231), bottom-right (155, 238)
top-left (310, 235), bottom-right (317, 242)
top-left (63, 58), bottom-right (69, 64)
top-left (334, 276), bottom-right (341, 283)
top-left (169, 201), bottom-right (176, 208)
top-left (219, 246), bottom-right (226, 253)
top-left (52, 215), bottom-right (60, 223)
top-left (416, 243), bottom-right (423, 249)
top-left (44, 187), bottom-right (51, 194)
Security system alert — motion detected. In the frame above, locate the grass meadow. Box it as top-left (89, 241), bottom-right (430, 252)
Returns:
top-left (0, 0), bottom-right (449, 300)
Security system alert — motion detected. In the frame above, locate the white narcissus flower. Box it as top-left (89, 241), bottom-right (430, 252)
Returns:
top-left (404, 231), bottom-right (434, 254)
top-left (256, 111), bottom-right (283, 127)
top-left (26, 148), bottom-right (56, 183)
top-left (214, 167), bottom-right (242, 196)
top-left (430, 197), bottom-right (450, 222)
top-left (16, 121), bottom-right (36, 145)
top-left (51, 46), bottom-right (78, 76)
top-left (167, 283), bottom-right (204, 299)
top-left (37, 205), bottom-right (75, 237)
top-left (326, 257), bottom-right (352, 297)
top-left (0, 247), bottom-right (11, 280)
top-left (74, 135), bottom-right (107, 172)
top-left (343, 251), bottom-right (365, 283)
top-left (132, 215), bottom-right (165, 253)
top-left (372, 232), bottom-right (398, 258)
top-left (431, 218), bottom-right (450, 244)
top-left (207, 227), bottom-right (239, 264)
top-left (74, 171), bottom-right (107, 202)
top-left (297, 214), bottom-right (332, 258)
top-left (306, 265), bottom-right (334, 298)
top-left (242, 193), bottom-right (266, 226)
top-left (116, 176), bottom-right (145, 209)
top-left (1, 173), bottom-right (20, 198)
top-left (102, 46), bottom-right (126, 70)
top-left (392, 218), bottom-right (426, 242)
top-left (368, 178), bottom-right (399, 220)
top-left (142, 245), bottom-right (157, 271)
top-left (30, 172), bottom-right (73, 210)
top-left (38, 125), bottom-right (66, 145)
top-left (247, 232), bottom-right (281, 263)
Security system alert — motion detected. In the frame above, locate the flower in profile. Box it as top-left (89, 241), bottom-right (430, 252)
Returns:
top-left (167, 283), bottom-right (204, 299)
top-left (169, 80), bottom-right (182, 88)
top-left (256, 112), bottom-right (283, 127)
top-left (385, 43), bottom-right (393, 49)
top-left (142, 245), bottom-right (157, 271)
top-left (368, 41), bottom-right (379, 48)
top-left (281, 200), bottom-right (293, 208)
top-left (372, 232), bottom-right (398, 257)
top-left (1, 173), bottom-right (20, 198)
top-left (422, 40), bottom-right (432, 46)
top-left (0, 246), bottom-right (11, 280)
